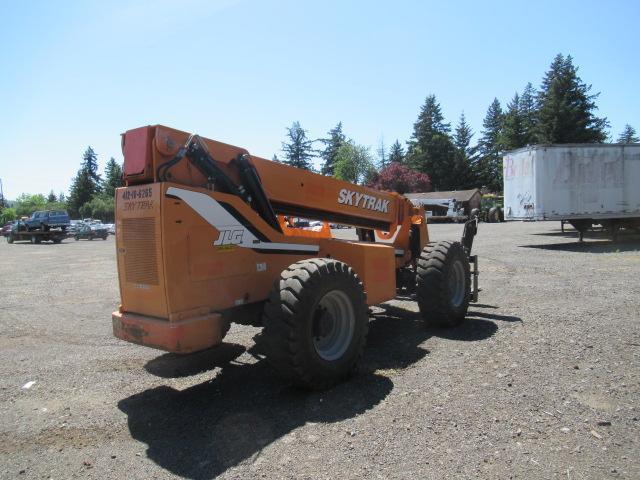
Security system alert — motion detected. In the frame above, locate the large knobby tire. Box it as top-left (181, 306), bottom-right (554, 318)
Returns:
top-left (261, 258), bottom-right (368, 389)
top-left (416, 241), bottom-right (470, 328)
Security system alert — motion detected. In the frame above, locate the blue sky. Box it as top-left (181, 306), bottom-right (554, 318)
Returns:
top-left (1, 0), bottom-right (638, 199)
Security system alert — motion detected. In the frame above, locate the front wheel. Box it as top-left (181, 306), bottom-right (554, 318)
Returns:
top-left (261, 258), bottom-right (369, 389)
top-left (416, 241), bottom-right (470, 328)
top-left (7, 235), bottom-right (14, 244)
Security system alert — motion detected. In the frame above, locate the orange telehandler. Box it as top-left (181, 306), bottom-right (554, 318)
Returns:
top-left (112, 125), bottom-right (479, 388)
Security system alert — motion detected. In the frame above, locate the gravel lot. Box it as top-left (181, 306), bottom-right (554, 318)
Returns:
top-left (0, 222), bottom-right (639, 480)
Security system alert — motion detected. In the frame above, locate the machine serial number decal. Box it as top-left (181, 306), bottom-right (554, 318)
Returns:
top-left (338, 188), bottom-right (390, 213)
top-left (121, 187), bottom-right (153, 201)
top-left (123, 200), bottom-right (155, 212)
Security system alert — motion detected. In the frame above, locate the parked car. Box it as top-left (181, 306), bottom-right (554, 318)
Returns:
top-left (107, 223), bottom-right (116, 235)
top-left (305, 220), bottom-right (325, 232)
top-left (2, 221), bottom-right (14, 236)
top-left (25, 210), bottom-right (71, 231)
top-left (67, 219), bottom-right (82, 234)
top-left (74, 223), bottom-right (108, 241)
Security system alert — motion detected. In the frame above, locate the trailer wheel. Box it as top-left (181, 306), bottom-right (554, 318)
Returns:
top-left (416, 241), bottom-right (470, 328)
top-left (487, 207), bottom-right (498, 223)
top-left (261, 258), bottom-right (368, 389)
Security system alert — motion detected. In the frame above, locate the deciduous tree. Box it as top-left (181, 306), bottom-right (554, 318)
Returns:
top-left (333, 142), bottom-right (375, 185)
top-left (367, 163), bottom-right (431, 194)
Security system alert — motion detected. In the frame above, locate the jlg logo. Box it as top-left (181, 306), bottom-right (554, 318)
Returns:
top-left (213, 229), bottom-right (245, 246)
top-left (338, 188), bottom-right (390, 213)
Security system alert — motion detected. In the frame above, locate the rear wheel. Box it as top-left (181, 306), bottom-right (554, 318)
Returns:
top-left (261, 258), bottom-right (368, 389)
top-left (416, 241), bottom-right (470, 328)
top-left (7, 235), bottom-right (14, 244)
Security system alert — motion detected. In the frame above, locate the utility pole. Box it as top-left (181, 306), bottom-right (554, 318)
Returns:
top-left (0, 178), bottom-right (4, 208)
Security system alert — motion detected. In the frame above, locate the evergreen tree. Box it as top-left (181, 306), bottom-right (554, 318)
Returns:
top-left (617, 124), bottom-right (639, 143)
top-left (376, 136), bottom-right (388, 169)
top-left (58, 192), bottom-right (66, 203)
top-left (453, 112), bottom-right (473, 155)
top-left (453, 112), bottom-right (475, 189)
top-left (520, 82), bottom-right (538, 144)
top-left (406, 95), bottom-right (457, 190)
top-left (272, 154), bottom-right (280, 162)
top-left (282, 121), bottom-right (315, 170)
top-left (388, 140), bottom-right (405, 163)
top-left (536, 54), bottom-right (608, 143)
top-left (319, 122), bottom-right (346, 175)
top-left (103, 157), bottom-right (123, 197)
top-left (411, 94), bottom-right (450, 139)
top-left (476, 98), bottom-right (504, 192)
top-left (82, 146), bottom-right (102, 188)
top-left (67, 146), bottom-right (102, 217)
top-left (500, 92), bottom-right (527, 151)
top-left (47, 190), bottom-right (57, 203)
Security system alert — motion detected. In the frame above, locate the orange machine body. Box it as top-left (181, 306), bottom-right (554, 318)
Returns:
top-left (113, 125), bottom-right (428, 353)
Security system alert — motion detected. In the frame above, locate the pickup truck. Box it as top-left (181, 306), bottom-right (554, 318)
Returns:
top-left (25, 210), bottom-right (70, 231)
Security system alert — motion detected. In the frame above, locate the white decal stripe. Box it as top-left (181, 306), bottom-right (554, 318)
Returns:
top-left (166, 187), bottom-right (257, 242)
top-left (167, 187), bottom-right (319, 253)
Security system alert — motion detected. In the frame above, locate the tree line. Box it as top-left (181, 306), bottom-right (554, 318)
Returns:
top-left (0, 148), bottom-right (123, 224)
top-left (1, 53), bottom-right (637, 226)
top-left (278, 53), bottom-right (637, 193)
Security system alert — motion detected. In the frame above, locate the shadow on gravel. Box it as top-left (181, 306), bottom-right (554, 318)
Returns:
top-left (118, 314), bottom-right (403, 479)
top-left (467, 310), bottom-right (522, 323)
top-left (118, 302), bottom-right (498, 480)
top-left (519, 239), bottom-right (640, 253)
top-left (145, 344), bottom-right (247, 378)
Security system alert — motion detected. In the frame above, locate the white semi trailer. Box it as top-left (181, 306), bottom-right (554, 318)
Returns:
top-left (503, 144), bottom-right (640, 240)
